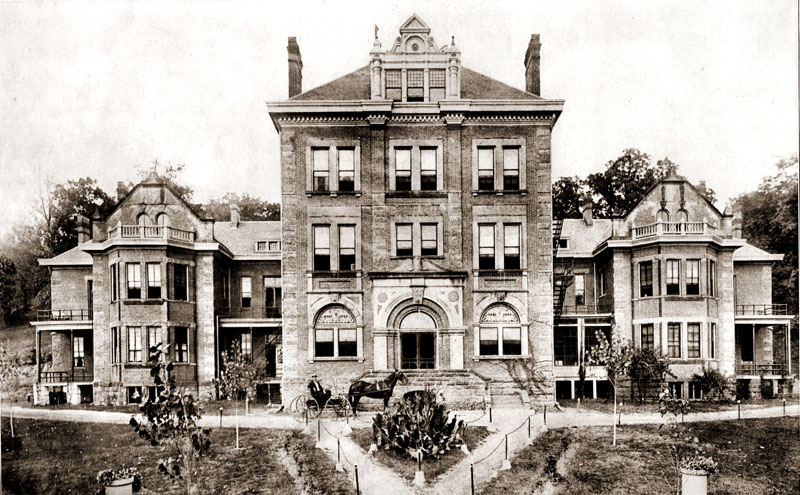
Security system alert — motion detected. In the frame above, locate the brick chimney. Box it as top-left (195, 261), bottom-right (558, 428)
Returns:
top-left (76, 214), bottom-right (91, 244)
top-left (230, 204), bottom-right (240, 228)
top-left (524, 34), bottom-right (541, 96)
top-left (116, 181), bottom-right (128, 201)
top-left (288, 37), bottom-right (303, 98)
top-left (581, 195), bottom-right (593, 226)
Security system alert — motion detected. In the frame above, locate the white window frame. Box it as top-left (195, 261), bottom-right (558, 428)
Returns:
top-left (474, 303), bottom-right (527, 358)
top-left (471, 139), bottom-right (527, 192)
top-left (306, 208), bottom-right (362, 272)
top-left (471, 211), bottom-right (527, 270)
top-left (146, 262), bottom-right (161, 299)
top-left (305, 140), bottom-right (361, 194)
top-left (127, 326), bottom-right (142, 363)
top-left (388, 140), bottom-right (444, 191)
top-left (310, 306), bottom-right (362, 361)
top-left (390, 219), bottom-right (444, 258)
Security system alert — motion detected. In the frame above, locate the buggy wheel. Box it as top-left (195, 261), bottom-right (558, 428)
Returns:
top-left (306, 396), bottom-right (321, 417)
top-left (332, 397), bottom-right (352, 418)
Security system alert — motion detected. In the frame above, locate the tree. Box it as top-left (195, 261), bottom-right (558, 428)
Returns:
top-left (131, 161), bottom-right (197, 207)
top-left (130, 346), bottom-right (211, 495)
top-left (0, 256), bottom-right (17, 324)
top-left (586, 329), bottom-right (635, 445)
top-left (734, 156), bottom-right (798, 312)
top-left (552, 176), bottom-right (584, 220)
top-left (0, 343), bottom-right (23, 493)
top-left (694, 181), bottom-right (717, 207)
top-left (218, 340), bottom-right (262, 450)
top-left (585, 149), bottom-right (670, 217)
top-left (0, 223), bottom-right (50, 319)
top-left (43, 177), bottom-right (113, 256)
top-left (202, 193), bottom-right (280, 221)
top-left (628, 347), bottom-right (673, 403)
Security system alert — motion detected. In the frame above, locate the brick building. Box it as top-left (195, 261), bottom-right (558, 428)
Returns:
top-left (267, 15), bottom-right (563, 404)
top-left (553, 167), bottom-right (796, 400)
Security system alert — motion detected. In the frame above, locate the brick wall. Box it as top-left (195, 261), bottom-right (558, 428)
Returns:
top-left (50, 267), bottom-right (92, 311)
top-left (734, 263), bottom-right (773, 306)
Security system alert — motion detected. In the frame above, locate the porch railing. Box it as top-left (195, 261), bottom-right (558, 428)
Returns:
top-left (557, 303), bottom-right (613, 315)
top-left (632, 221), bottom-right (715, 239)
top-left (36, 309), bottom-right (92, 321)
top-left (219, 306), bottom-right (282, 319)
top-left (735, 363), bottom-right (785, 376)
top-left (735, 304), bottom-right (789, 316)
top-left (40, 369), bottom-right (94, 383)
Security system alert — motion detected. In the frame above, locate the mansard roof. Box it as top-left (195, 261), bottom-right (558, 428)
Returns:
top-left (288, 65), bottom-right (541, 102)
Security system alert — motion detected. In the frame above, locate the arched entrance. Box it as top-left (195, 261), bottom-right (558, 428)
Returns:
top-left (398, 307), bottom-right (437, 369)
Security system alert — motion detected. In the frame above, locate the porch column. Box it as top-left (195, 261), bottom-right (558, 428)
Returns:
top-left (752, 324), bottom-right (756, 371)
top-left (449, 330), bottom-right (464, 370)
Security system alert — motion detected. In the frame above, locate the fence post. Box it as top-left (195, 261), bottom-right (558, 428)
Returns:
top-left (618, 402), bottom-right (622, 426)
top-left (304, 408), bottom-right (308, 425)
top-left (470, 463), bottom-right (475, 495)
top-left (414, 451), bottom-right (425, 486)
top-left (355, 464), bottom-right (360, 495)
top-left (543, 405), bottom-right (547, 426)
top-left (335, 438), bottom-right (344, 472)
top-left (501, 434), bottom-right (511, 470)
top-left (783, 398), bottom-right (786, 416)
top-left (527, 416), bottom-right (531, 439)
top-left (219, 406), bottom-right (223, 427)
top-left (737, 400), bottom-right (741, 420)
top-left (315, 418), bottom-right (322, 448)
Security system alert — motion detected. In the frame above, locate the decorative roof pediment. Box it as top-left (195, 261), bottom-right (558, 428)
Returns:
top-left (390, 14), bottom-right (441, 54)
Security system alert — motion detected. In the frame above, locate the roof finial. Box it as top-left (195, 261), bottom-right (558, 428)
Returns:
top-left (375, 24), bottom-right (379, 40)
top-left (451, 36), bottom-right (455, 46)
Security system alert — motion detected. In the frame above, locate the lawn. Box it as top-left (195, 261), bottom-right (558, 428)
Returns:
top-left (2, 417), bottom-right (354, 494)
top-left (480, 416), bottom-right (800, 494)
top-left (351, 425), bottom-right (491, 483)
top-left (557, 397), bottom-right (791, 414)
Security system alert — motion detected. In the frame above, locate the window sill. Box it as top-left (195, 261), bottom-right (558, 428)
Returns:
top-left (385, 191), bottom-right (448, 199)
top-left (664, 296), bottom-right (705, 302)
top-left (121, 299), bottom-right (165, 305)
top-left (309, 270), bottom-right (361, 278)
top-left (389, 256), bottom-right (445, 260)
top-left (472, 189), bottom-right (527, 196)
top-left (305, 191), bottom-right (362, 198)
top-left (476, 269), bottom-right (525, 276)
top-left (473, 354), bottom-right (529, 361)
top-left (308, 357), bottom-right (364, 362)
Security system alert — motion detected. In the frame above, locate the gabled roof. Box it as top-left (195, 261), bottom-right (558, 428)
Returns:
top-left (733, 243), bottom-right (784, 262)
top-left (214, 221), bottom-right (281, 258)
top-left (288, 65), bottom-right (540, 102)
top-left (38, 244), bottom-right (92, 267)
top-left (102, 171), bottom-right (211, 223)
top-left (556, 219), bottom-right (613, 257)
top-left (623, 168), bottom-right (724, 220)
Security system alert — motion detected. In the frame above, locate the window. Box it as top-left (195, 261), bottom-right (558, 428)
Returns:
top-left (584, 325), bottom-right (611, 359)
top-left (396, 224), bottom-right (413, 257)
top-left (575, 274), bottom-right (585, 305)
top-left (478, 304), bottom-right (522, 356)
top-left (73, 336), bottom-right (85, 367)
top-left (338, 149), bottom-right (355, 191)
top-left (688, 382), bottom-right (702, 400)
top-left (710, 323), bottom-right (716, 359)
top-left (503, 224), bottom-right (520, 269)
top-left (599, 270), bottom-right (607, 296)
top-left (146, 263), bottom-right (161, 299)
top-left (687, 323), bottom-right (701, 358)
top-left (640, 261), bottom-right (653, 297)
top-left (126, 263), bottom-right (141, 299)
top-left (256, 241), bottom-right (267, 251)
top-left (641, 324), bottom-right (654, 350)
top-left (314, 306), bottom-right (358, 359)
top-left (708, 260), bottom-right (716, 296)
top-left (269, 241), bottom-right (280, 251)
top-left (313, 225), bottom-right (331, 270)
top-left (421, 223), bottom-right (438, 256)
top-left (128, 326), bottom-right (142, 362)
top-left (338, 225), bottom-right (356, 270)
top-left (429, 69), bottom-right (446, 101)
top-left (668, 323), bottom-right (681, 358)
top-left (686, 260), bottom-right (700, 295)
top-left (477, 148), bottom-right (494, 190)
top-left (385, 69), bottom-right (401, 101)
top-left (666, 260), bottom-right (680, 295)
top-left (478, 224), bottom-right (495, 269)
top-left (503, 148), bottom-right (520, 190)
top-left (173, 264), bottom-right (188, 301)
top-left (111, 327), bottom-right (120, 364)
top-left (156, 213), bottom-right (169, 226)
top-left (137, 213), bottom-right (151, 226)
top-left (222, 269), bottom-right (230, 306)
top-left (407, 69), bottom-right (424, 101)
top-left (420, 148), bottom-right (437, 191)
top-left (669, 382), bottom-right (683, 399)
top-left (110, 263), bottom-right (118, 302)
top-left (147, 326), bottom-right (160, 360)
top-left (174, 327), bottom-right (188, 363)
top-left (264, 277), bottom-right (282, 318)
top-left (241, 277), bottom-right (252, 308)
top-left (395, 148), bottom-right (412, 191)
top-left (240, 332), bottom-right (252, 360)
top-left (312, 148), bottom-right (329, 192)
top-left (554, 323), bottom-right (578, 365)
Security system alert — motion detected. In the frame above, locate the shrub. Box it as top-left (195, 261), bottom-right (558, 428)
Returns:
top-left (759, 376), bottom-right (774, 399)
top-left (372, 392), bottom-right (465, 460)
top-left (691, 366), bottom-right (731, 400)
top-left (680, 454), bottom-right (718, 474)
top-left (735, 379), bottom-right (751, 400)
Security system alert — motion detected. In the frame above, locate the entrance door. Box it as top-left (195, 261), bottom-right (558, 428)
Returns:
top-left (401, 333), bottom-right (435, 369)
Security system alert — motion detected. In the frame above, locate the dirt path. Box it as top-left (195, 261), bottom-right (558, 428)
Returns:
top-left (276, 441), bottom-right (311, 495)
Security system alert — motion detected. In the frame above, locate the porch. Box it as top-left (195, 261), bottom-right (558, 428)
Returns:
top-left (218, 322), bottom-right (283, 404)
top-left (734, 315), bottom-right (793, 382)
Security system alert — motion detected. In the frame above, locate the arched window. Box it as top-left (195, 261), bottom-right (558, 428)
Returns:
top-left (156, 213), bottom-right (169, 226)
top-left (313, 305), bottom-right (357, 359)
top-left (137, 213), bottom-right (151, 226)
top-left (675, 210), bottom-right (688, 223)
top-left (399, 311), bottom-right (436, 330)
top-left (478, 303), bottom-right (522, 356)
top-left (656, 209), bottom-right (670, 222)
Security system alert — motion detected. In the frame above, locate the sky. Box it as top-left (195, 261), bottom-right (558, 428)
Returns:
top-left (1, 0), bottom-right (797, 237)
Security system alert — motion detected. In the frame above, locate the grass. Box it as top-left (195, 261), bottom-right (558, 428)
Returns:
top-left (2, 417), bottom-right (353, 494)
top-left (480, 416), bottom-right (800, 494)
top-left (351, 425), bottom-right (491, 482)
top-left (557, 397), bottom-right (790, 414)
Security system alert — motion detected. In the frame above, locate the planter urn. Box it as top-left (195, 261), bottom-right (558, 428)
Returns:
top-left (105, 476), bottom-right (135, 495)
top-left (680, 468), bottom-right (708, 495)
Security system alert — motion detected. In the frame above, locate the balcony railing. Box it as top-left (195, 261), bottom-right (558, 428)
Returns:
top-left (557, 304), bottom-right (613, 315)
top-left (40, 369), bottom-right (94, 383)
top-left (735, 304), bottom-right (789, 316)
top-left (735, 363), bottom-right (785, 376)
top-left (36, 309), bottom-right (92, 321)
top-left (219, 306), bottom-right (282, 320)
top-left (632, 221), bottom-right (715, 239)
top-left (107, 225), bottom-right (195, 242)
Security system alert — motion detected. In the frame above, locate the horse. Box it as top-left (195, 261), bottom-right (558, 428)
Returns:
top-left (348, 369), bottom-right (408, 415)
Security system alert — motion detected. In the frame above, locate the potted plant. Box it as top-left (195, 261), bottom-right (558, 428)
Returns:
top-left (97, 466), bottom-right (141, 495)
top-left (680, 455), bottom-right (718, 495)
